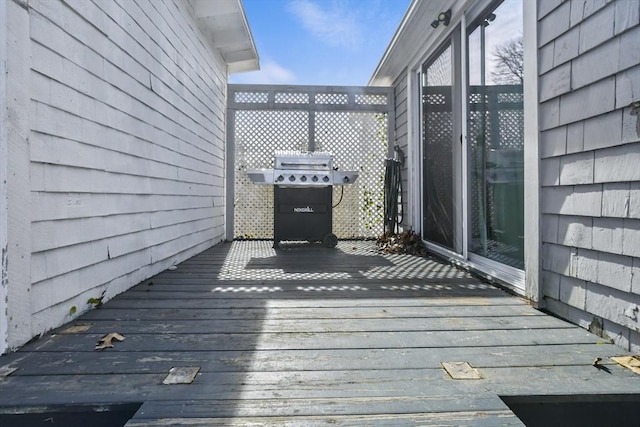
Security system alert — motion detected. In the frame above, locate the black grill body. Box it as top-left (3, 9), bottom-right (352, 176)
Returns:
top-left (273, 186), bottom-right (336, 248)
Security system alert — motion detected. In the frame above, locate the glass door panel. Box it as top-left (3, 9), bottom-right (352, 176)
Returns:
top-left (467, 0), bottom-right (524, 269)
top-left (422, 45), bottom-right (456, 250)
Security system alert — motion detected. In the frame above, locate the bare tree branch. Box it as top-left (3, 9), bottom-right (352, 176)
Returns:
top-left (491, 36), bottom-right (523, 85)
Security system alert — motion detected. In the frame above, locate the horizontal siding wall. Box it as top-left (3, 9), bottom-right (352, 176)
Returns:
top-left (538, 0), bottom-right (640, 351)
top-left (393, 69), bottom-right (410, 230)
top-left (27, 0), bottom-right (227, 335)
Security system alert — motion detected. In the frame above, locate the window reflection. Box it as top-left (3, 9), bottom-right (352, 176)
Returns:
top-left (467, 0), bottom-right (524, 269)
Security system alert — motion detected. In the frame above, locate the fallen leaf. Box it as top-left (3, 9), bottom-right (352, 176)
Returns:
top-left (95, 332), bottom-right (125, 351)
top-left (611, 355), bottom-right (640, 374)
top-left (61, 323), bottom-right (93, 334)
top-left (376, 231), bottom-right (429, 257)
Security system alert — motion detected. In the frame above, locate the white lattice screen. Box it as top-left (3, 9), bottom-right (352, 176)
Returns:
top-left (228, 85), bottom-right (394, 240)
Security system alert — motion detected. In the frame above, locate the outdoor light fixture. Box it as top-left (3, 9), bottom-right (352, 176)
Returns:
top-left (483, 12), bottom-right (496, 26)
top-left (431, 9), bottom-right (451, 28)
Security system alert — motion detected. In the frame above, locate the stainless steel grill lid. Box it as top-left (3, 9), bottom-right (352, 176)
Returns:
top-left (274, 150), bottom-right (333, 170)
top-left (247, 151), bottom-right (358, 187)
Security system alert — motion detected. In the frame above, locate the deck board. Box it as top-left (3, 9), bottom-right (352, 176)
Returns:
top-left (6, 343), bottom-right (620, 376)
top-left (20, 328), bottom-right (605, 353)
top-left (0, 241), bottom-right (636, 425)
top-left (51, 315), bottom-right (576, 334)
top-left (80, 305), bottom-right (543, 320)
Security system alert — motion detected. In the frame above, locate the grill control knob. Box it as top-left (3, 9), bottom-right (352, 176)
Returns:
top-left (276, 175), bottom-right (284, 182)
top-left (288, 175), bottom-right (296, 182)
top-left (343, 176), bottom-right (350, 183)
top-left (322, 175), bottom-right (330, 183)
top-left (312, 176), bottom-right (319, 182)
top-left (300, 175), bottom-right (307, 182)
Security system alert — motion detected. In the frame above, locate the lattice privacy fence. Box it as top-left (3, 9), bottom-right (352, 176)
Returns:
top-left (227, 85), bottom-right (394, 240)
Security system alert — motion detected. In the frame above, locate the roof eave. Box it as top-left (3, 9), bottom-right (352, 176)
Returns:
top-left (189, 0), bottom-right (260, 74)
top-left (368, 0), bottom-right (419, 87)
top-left (369, 0), bottom-right (465, 87)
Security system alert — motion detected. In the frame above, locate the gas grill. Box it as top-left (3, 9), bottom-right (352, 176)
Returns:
top-left (247, 151), bottom-right (359, 248)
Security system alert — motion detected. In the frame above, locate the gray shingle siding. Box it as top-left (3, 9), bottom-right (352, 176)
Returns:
top-left (540, 0), bottom-right (640, 352)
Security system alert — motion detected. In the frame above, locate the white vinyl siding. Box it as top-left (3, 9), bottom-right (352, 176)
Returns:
top-left (26, 0), bottom-right (228, 336)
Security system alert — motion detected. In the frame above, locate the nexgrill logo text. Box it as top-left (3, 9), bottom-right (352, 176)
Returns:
top-left (293, 206), bottom-right (314, 213)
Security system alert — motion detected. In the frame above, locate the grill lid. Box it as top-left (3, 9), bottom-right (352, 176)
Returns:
top-left (274, 151), bottom-right (334, 170)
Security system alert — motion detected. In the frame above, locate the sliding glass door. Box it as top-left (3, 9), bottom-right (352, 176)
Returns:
top-left (418, 0), bottom-right (525, 287)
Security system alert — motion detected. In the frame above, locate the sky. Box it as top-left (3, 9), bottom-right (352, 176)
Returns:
top-left (229, 0), bottom-right (412, 86)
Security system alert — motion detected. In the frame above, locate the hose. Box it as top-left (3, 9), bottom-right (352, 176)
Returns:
top-left (332, 185), bottom-right (344, 208)
top-left (383, 146), bottom-right (404, 234)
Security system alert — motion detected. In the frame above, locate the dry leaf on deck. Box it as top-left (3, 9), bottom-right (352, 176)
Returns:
top-left (611, 355), bottom-right (640, 374)
top-left (95, 332), bottom-right (125, 351)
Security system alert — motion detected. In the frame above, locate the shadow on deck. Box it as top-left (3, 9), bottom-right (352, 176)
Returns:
top-left (0, 240), bottom-right (636, 426)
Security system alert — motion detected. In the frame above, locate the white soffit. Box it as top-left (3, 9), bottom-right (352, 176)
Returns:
top-left (190, 0), bottom-right (259, 73)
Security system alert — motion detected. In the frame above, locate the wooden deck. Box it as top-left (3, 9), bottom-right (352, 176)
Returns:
top-left (0, 240), bottom-right (637, 426)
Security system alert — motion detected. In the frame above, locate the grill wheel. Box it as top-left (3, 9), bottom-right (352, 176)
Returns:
top-left (323, 233), bottom-right (338, 248)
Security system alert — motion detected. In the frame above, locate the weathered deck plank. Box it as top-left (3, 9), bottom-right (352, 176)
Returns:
top-left (124, 412), bottom-right (525, 427)
top-left (0, 365), bottom-right (637, 405)
top-left (80, 305), bottom-right (543, 320)
top-left (95, 287), bottom-right (530, 304)
top-left (52, 315), bottom-right (575, 334)
top-left (0, 241), bottom-right (636, 425)
top-left (5, 343), bottom-right (619, 376)
top-left (132, 396), bottom-right (511, 420)
top-left (18, 328), bottom-right (605, 353)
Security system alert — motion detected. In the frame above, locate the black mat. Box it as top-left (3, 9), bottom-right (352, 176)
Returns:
top-left (0, 402), bottom-right (142, 427)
